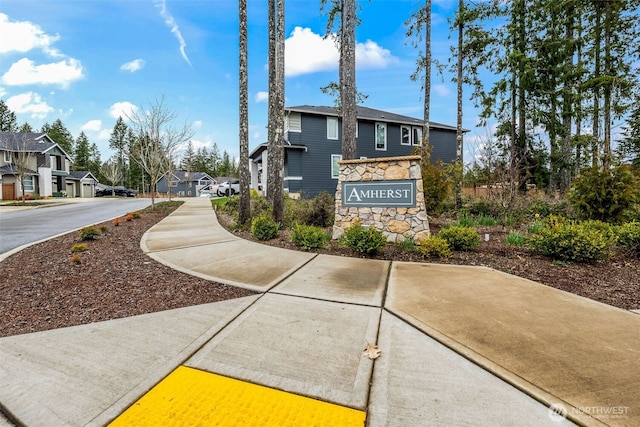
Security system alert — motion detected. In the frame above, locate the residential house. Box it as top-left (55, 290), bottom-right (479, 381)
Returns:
top-left (0, 132), bottom-right (73, 200)
top-left (68, 171), bottom-right (99, 198)
top-left (156, 171), bottom-right (215, 196)
top-left (249, 105), bottom-right (462, 198)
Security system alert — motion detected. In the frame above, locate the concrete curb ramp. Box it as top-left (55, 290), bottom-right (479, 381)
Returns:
top-left (1, 197), bottom-right (637, 426)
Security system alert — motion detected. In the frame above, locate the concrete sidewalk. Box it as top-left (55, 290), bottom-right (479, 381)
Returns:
top-left (1, 197), bottom-right (637, 426)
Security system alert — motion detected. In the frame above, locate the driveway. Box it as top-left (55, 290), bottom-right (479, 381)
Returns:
top-left (0, 198), bottom-right (152, 258)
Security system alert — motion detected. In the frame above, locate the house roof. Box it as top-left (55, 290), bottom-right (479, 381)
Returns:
top-left (0, 164), bottom-right (37, 175)
top-left (0, 132), bottom-right (73, 159)
top-left (159, 171), bottom-right (214, 184)
top-left (68, 171), bottom-right (98, 181)
top-left (285, 105), bottom-right (465, 132)
top-left (249, 142), bottom-right (307, 160)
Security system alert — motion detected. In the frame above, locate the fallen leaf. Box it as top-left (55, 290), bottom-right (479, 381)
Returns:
top-left (363, 342), bottom-right (381, 360)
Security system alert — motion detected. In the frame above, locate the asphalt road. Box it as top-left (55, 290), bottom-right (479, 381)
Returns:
top-left (0, 198), bottom-right (153, 257)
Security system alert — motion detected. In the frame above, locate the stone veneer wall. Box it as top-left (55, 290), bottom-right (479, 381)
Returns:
top-left (332, 155), bottom-right (431, 243)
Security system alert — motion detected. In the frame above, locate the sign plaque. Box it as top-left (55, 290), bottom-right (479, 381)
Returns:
top-left (342, 180), bottom-right (416, 207)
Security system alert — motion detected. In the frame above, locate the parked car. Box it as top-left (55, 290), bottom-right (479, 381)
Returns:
top-left (95, 186), bottom-right (138, 197)
top-left (216, 179), bottom-right (240, 196)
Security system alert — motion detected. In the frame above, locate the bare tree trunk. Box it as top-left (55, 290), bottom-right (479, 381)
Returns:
top-left (602, 0), bottom-right (612, 170)
top-left (272, 0), bottom-right (285, 223)
top-left (560, 11), bottom-right (574, 195)
top-left (267, 0), bottom-right (276, 203)
top-left (238, 0), bottom-right (251, 225)
top-left (592, 4), bottom-right (601, 169)
top-left (341, 0), bottom-right (357, 160)
top-left (422, 0), bottom-right (432, 158)
top-left (455, 0), bottom-right (463, 208)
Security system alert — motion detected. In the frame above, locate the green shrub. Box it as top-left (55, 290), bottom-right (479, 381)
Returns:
top-left (527, 219), bottom-right (615, 263)
top-left (71, 243), bottom-right (88, 253)
top-left (305, 192), bottom-right (335, 227)
top-left (291, 224), bottom-right (330, 250)
top-left (415, 236), bottom-right (452, 258)
top-left (283, 197), bottom-right (308, 229)
top-left (79, 226), bottom-right (100, 241)
top-left (100, 225), bottom-right (108, 233)
top-left (569, 165), bottom-right (639, 223)
top-left (437, 226), bottom-right (481, 251)
top-left (615, 221), bottom-right (640, 253)
top-left (339, 221), bottom-right (387, 255)
top-left (251, 214), bottom-right (279, 241)
top-left (399, 237), bottom-right (416, 251)
top-left (504, 231), bottom-right (526, 246)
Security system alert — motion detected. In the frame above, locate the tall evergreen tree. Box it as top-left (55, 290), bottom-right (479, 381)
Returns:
top-left (42, 119), bottom-right (74, 154)
top-left (109, 117), bottom-right (130, 185)
top-left (73, 132), bottom-right (91, 171)
top-left (0, 100), bottom-right (18, 132)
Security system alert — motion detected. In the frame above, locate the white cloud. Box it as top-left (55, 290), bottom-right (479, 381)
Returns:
top-left (0, 87), bottom-right (6, 98)
top-left (1, 58), bottom-right (84, 88)
top-left (81, 119), bottom-right (102, 132)
top-left (193, 120), bottom-right (203, 129)
top-left (284, 27), bottom-right (397, 77)
top-left (285, 27), bottom-right (339, 76)
top-left (433, 84), bottom-right (451, 97)
top-left (355, 40), bottom-right (398, 69)
top-left (153, 0), bottom-right (191, 66)
top-left (109, 101), bottom-right (138, 119)
top-left (6, 91), bottom-right (53, 119)
top-left (255, 91), bottom-right (268, 103)
top-left (0, 13), bottom-right (62, 57)
top-left (120, 59), bottom-right (146, 72)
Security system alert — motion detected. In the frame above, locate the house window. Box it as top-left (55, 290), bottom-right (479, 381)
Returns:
top-left (331, 154), bottom-right (342, 179)
top-left (375, 122), bottom-right (387, 150)
top-left (413, 127), bottom-right (423, 146)
top-left (286, 112), bottom-right (301, 132)
top-left (327, 117), bottom-right (339, 140)
top-left (23, 176), bottom-right (34, 192)
top-left (401, 126), bottom-right (411, 145)
top-left (4, 151), bottom-right (12, 163)
top-left (170, 180), bottom-right (178, 187)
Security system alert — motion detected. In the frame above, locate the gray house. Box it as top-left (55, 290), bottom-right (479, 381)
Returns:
top-left (156, 171), bottom-right (215, 196)
top-left (0, 132), bottom-right (73, 200)
top-left (249, 105), bottom-right (462, 198)
top-left (68, 171), bottom-right (98, 198)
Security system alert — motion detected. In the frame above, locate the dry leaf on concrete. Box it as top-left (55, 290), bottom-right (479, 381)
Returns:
top-left (363, 342), bottom-right (381, 360)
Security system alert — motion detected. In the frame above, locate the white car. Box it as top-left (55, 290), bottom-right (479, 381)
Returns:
top-left (216, 179), bottom-right (240, 196)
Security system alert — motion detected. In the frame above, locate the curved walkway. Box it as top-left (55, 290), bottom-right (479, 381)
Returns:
top-left (1, 198), bottom-right (638, 426)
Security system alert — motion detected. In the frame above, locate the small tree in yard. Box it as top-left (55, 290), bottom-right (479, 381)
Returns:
top-left (100, 158), bottom-right (123, 196)
top-left (127, 97), bottom-right (194, 209)
top-left (8, 134), bottom-right (38, 204)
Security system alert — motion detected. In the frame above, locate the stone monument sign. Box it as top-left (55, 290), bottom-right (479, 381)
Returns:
top-left (332, 155), bottom-right (431, 243)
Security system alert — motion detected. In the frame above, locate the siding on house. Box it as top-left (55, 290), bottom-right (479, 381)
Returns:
top-left (251, 106), bottom-right (462, 199)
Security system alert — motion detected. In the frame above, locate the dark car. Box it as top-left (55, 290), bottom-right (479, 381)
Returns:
top-left (96, 186), bottom-right (138, 197)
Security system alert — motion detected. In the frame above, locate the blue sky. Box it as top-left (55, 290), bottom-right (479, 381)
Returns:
top-left (0, 0), bottom-right (477, 162)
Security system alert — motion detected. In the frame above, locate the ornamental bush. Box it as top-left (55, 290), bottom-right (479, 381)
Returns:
top-left (569, 165), bottom-right (639, 223)
top-left (615, 221), bottom-right (640, 254)
top-left (251, 214), bottom-right (279, 241)
top-left (415, 236), bottom-right (452, 258)
top-left (291, 224), bottom-right (330, 250)
top-left (527, 218), bottom-right (615, 263)
top-left (437, 226), bottom-right (481, 251)
top-left (79, 226), bottom-right (100, 241)
top-left (339, 221), bottom-right (387, 255)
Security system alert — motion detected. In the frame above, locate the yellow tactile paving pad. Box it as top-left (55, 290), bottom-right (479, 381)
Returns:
top-left (109, 366), bottom-right (366, 426)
